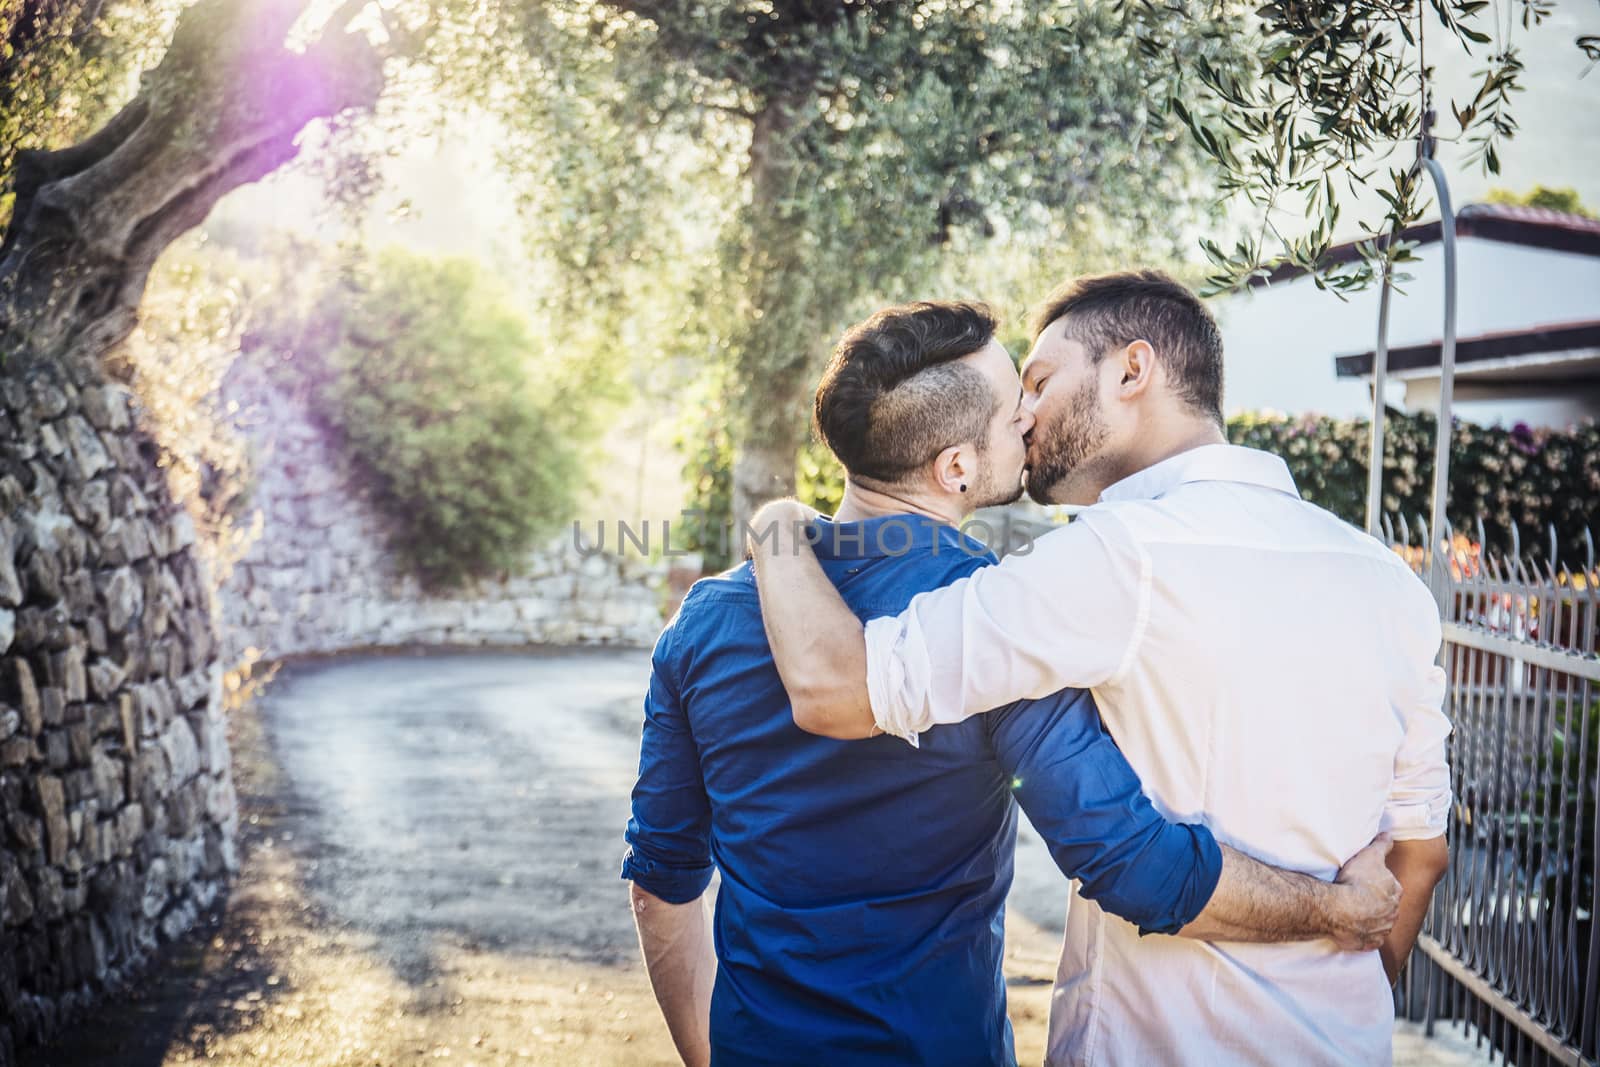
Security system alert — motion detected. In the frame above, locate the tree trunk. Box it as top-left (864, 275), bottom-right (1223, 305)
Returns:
top-left (729, 93), bottom-right (810, 536)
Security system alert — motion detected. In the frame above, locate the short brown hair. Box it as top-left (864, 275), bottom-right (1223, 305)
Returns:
top-left (1032, 270), bottom-right (1224, 424)
top-left (814, 301), bottom-right (999, 484)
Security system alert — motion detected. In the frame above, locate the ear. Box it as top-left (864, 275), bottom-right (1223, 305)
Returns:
top-left (930, 443), bottom-right (974, 496)
top-left (1115, 339), bottom-right (1157, 400)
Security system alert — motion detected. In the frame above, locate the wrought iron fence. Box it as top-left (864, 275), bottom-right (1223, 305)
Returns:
top-left (1386, 515), bottom-right (1599, 1067)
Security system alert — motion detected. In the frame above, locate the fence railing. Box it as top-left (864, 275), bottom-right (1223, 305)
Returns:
top-left (1386, 515), bottom-right (1599, 1067)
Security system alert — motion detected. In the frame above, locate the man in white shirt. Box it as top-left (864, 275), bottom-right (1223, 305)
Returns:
top-left (748, 269), bottom-right (1453, 1066)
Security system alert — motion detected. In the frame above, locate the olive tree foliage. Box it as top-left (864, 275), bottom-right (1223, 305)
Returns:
top-left (0, 0), bottom-right (184, 229)
top-left (430, 0), bottom-right (1244, 531)
top-left (1126, 0), bottom-right (1590, 296)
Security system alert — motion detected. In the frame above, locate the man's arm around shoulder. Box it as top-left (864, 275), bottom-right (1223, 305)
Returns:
top-left (749, 499), bottom-right (1144, 743)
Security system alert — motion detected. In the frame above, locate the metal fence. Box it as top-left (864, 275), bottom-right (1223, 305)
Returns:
top-left (1386, 517), bottom-right (1599, 1067)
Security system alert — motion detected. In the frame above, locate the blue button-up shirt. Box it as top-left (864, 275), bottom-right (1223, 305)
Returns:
top-left (622, 515), bottom-right (1222, 1066)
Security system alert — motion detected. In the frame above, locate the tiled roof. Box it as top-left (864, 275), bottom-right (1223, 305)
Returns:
top-left (1253, 203), bottom-right (1600, 287)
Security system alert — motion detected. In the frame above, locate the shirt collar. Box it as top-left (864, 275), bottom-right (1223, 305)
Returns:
top-left (1098, 443), bottom-right (1301, 505)
top-left (806, 514), bottom-right (990, 560)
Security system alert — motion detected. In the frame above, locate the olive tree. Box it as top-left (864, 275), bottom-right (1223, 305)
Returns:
top-left (1126, 0), bottom-right (1590, 294)
top-left (467, 1), bottom-right (1240, 533)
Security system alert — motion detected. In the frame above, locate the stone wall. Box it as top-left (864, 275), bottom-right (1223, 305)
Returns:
top-left (212, 357), bottom-right (666, 670)
top-left (0, 351), bottom-right (236, 1065)
top-left (0, 343), bottom-right (668, 1064)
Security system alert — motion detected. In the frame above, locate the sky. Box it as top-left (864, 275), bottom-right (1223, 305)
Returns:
top-left (1332, 4), bottom-right (1600, 235)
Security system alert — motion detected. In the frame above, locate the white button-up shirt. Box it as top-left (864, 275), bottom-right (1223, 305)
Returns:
top-left (862, 443), bottom-right (1452, 1067)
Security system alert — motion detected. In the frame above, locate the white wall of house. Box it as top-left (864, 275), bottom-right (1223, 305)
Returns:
top-left (1212, 237), bottom-right (1600, 420)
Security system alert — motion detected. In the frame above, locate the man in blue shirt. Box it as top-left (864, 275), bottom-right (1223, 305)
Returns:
top-left (622, 301), bottom-right (1400, 1066)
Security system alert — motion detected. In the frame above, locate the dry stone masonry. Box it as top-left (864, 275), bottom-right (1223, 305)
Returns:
top-left (0, 350), bottom-right (237, 1065)
top-left (214, 355), bottom-right (666, 667)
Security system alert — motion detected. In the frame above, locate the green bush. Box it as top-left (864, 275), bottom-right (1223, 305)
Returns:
top-left (676, 416), bottom-right (845, 574)
top-left (261, 248), bottom-right (595, 592)
top-left (1228, 411), bottom-right (1600, 563)
top-left (796, 440), bottom-right (846, 518)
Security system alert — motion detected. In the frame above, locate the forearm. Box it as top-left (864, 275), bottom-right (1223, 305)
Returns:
top-left (748, 507), bottom-right (875, 738)
top-left (630, 884), bottom-right (715, 1067)
top-left (1178, 845), bottom-right (1343, 943)
top-left (1380, 835), bottom-right (1449, 983)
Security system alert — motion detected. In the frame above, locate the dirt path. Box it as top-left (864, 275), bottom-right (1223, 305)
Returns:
top-left (28, 646), bottom-right (1064, 1067)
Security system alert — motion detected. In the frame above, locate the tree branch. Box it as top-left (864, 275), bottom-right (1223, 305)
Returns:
top-left (0, 0), bottom-right (386, 363)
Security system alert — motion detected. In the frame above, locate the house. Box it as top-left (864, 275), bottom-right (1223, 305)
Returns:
top-left (1213, 203), bottom-right (1600, 428)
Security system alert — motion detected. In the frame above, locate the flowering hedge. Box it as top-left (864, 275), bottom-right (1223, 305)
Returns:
top-left (1227, 412), bottom-right (1600, 564)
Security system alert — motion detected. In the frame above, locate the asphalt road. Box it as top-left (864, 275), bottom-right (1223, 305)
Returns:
top-left (264, 645), bottom-right (1070, 973)
top-left (269, 646), bottom-right (671, 973)
top-left (29, 646), bottom-right (1064, 1067)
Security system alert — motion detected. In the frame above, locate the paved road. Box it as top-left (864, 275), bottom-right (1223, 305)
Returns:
top-left (267, 646), bottom-right (666, 973)
top-left (266, 646), bottom-right (1071, 975)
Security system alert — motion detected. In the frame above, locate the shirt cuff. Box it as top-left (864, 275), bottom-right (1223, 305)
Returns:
top-left (864, 614), bottom-right (924, 748)
top-left (1379, 792), bottom-right (1452, 841)
top-left (620, 849), bottom-right (714, 904)
top-left (1135, 825), bottom-right (1225, 937)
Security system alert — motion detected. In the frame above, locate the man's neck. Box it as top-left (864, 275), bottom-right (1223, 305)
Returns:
top-left (832, 480), bottom-right (965, 527)
top-left (1121, 415), bottom-right (1228, 482)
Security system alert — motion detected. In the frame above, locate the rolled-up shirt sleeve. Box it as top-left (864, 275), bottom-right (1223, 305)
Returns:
top-left (621, 622), bottom-right (715, 903)
top-left (989, 687), bottom-right (1222, 935)
top-left (865, 510), bottom-right (1150, 745)
top-left (1382, 591), bottom-right (1454, 840)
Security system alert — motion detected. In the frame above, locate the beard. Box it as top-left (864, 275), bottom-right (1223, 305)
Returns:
top-left (957, 439), bottom-right (1026, 511)
top-left (971, 461), bottom-right (1026, 509)
top-left (1025, 376), bottom-right (1110, 505)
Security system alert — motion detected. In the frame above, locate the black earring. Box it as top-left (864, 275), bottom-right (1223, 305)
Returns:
top-left (959, 483), bottom-right (967, 493)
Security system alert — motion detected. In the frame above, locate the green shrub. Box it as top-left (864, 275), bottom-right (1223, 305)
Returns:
top-left (1228, 411), bottom-right (1600, 563)
top-left (671, 364), bottom-right (737, 571)
top-left (796, 440), bottom-right (846, 517)
top-left (262, 248), bottom-right (595, 592)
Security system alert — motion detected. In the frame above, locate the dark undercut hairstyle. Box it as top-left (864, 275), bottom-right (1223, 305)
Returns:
top-left (813, 301), bottom-right (999, 485)
top-left (1032, 269), bottom-right (1225, 425)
